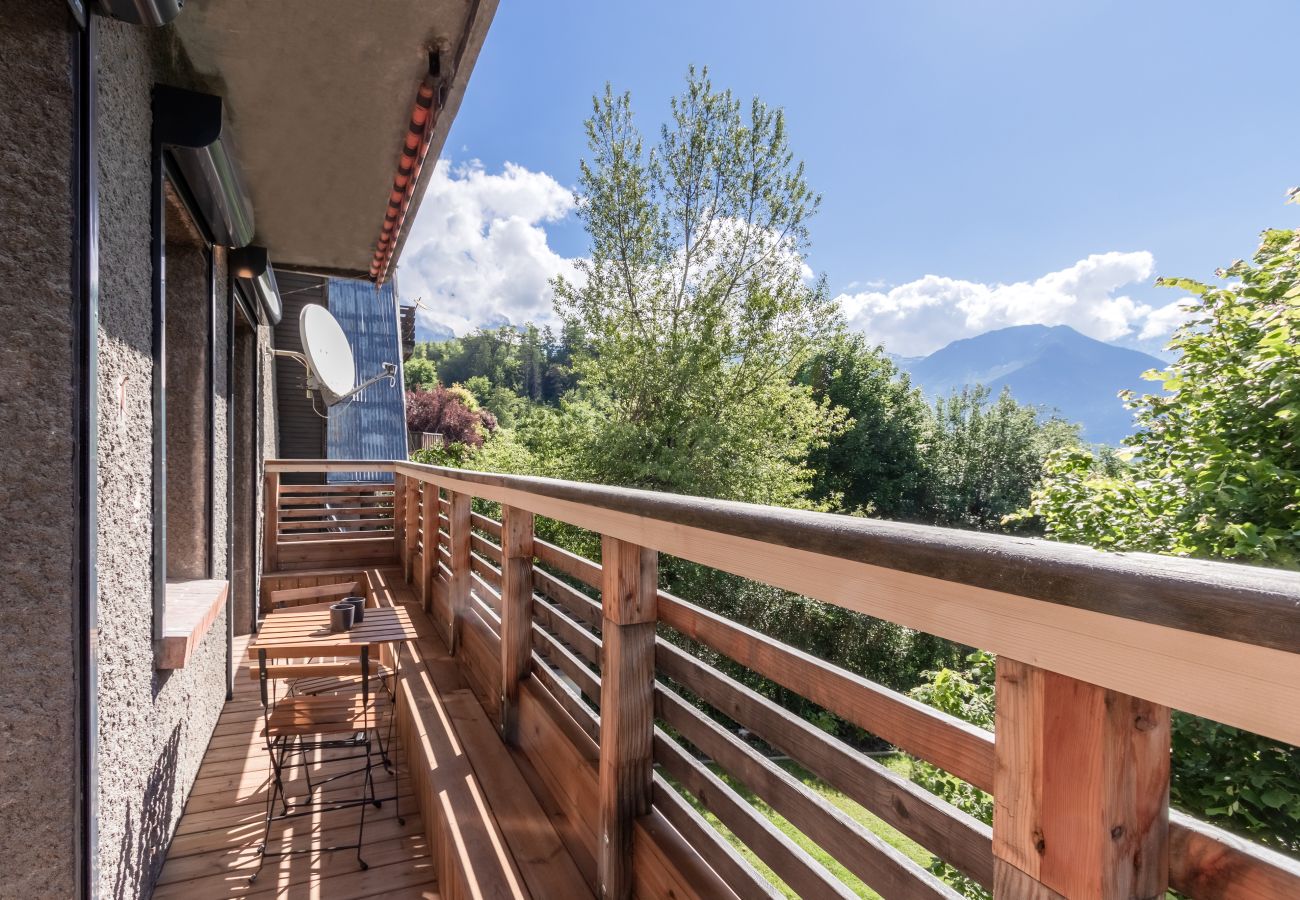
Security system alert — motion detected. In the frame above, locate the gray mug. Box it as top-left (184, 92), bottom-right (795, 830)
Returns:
top-left (342, 595), bottom-right (365, 623)
top-left (329, 602), bottom-right (355, 633)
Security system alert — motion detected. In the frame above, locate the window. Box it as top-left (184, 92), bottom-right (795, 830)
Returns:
top-left (162, 179), bottom-right (214, 582)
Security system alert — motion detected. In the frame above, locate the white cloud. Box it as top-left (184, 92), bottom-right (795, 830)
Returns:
top-left (396, 160), bottom-right (580, 336)
top-left (1139, 297), bottom-right (1197, 340)
top-left (836, 251), bottom-right (1185, 356)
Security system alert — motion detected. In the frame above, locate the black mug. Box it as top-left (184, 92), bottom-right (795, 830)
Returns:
top-left (329, 602), bottom-right (355, 633)
top-left (343, 595), bottom-right (365, 623)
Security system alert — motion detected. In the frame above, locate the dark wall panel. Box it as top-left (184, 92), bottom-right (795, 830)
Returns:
top-left (271, 270), bottom-right (327, 466)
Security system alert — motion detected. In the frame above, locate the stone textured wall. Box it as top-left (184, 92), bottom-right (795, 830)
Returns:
top-left (0, 5), bottom-right (79, 898)
top-left (0, 11), bottom-right (277, 897)
top-left (95, 21), bottom-right (231, 899)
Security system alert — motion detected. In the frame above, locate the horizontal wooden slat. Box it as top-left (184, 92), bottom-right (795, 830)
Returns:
top-left (658, 592), bottom-right (996, 792)
top-left (530, 651), bottom-right (601, 745)
top-left (268, 460), bottom-right (395, 473)
top-left (279, 493), bottom-right (394, 506)
top-left (1169, 810), bottom-right (1300, 899)
top-left (472, 553), bottom-right (502, 591)
top-left (531, 594), bottom-right (601, 666)
top-left (656, 639), bottom-right (994, 887)
top-left (654, 731), bottom-right (856, 899)
top-left (279, 517), bottom-right (394, 531)
top-left (267, 580), bottom-right (361, 607)
top-left (650, 774), bottom-right (781, 900)
top-left (279, 482), bottom-right (393, 493)
top-left (397, 462), bottom-right (1300, 744)
top-left (534, 536), bottom-right (602, 590)
top-left (280, 528), bottom-right (393, 542)
top-left (471, 532), bottom-right (503, 565)
top-left (280, 506), bottom-right (392, 519)
top-left (532, 567), bottom-right (602, 630)
top-left (472, 511), bottom-right (502, 539)
top-left (531, 623), bottom-right (601, 703)
top-left (657, 686), bottom-right (958, 900)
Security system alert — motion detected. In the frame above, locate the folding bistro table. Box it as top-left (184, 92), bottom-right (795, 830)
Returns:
top-left (249, 601), bottom-right (418, 658)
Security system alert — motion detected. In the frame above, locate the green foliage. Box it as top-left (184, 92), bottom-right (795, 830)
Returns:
top-left (1018, 225), bottom-right (1300, 852)
top-left (799, 333), bottom-right (932, 518)
top-left (410, 441), bottom-right (476, 469)
top-left (1023, 228), bottom-right (1300, 564)
top-left (551, 67), bottom-right (844, 507)
top-left (413, 322), bottom-right (582, 409)
top-left (1171, 715), bottom-right (1300, 853)
top-left (403, 356), bottom-right (436, 391)
top-left (923, 386), bottom-right (1079, 530)
top-left (908, 652), bottom-right (996, 899)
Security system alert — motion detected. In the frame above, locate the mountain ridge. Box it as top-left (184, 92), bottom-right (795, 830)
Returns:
top-left (894, 324), bottom-right (1165, 444)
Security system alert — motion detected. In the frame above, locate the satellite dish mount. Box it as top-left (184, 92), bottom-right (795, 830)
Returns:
top-left (275, 304), bottom-right (397, 416)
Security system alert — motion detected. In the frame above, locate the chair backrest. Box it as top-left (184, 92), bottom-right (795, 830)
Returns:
top-left (257, 645), bottom-right (371, 713)
top-left (268, 580), bottom-right (364, 610)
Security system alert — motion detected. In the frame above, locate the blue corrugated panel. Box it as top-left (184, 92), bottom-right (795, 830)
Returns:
top-left (326, 277), bottom-right (406, 483)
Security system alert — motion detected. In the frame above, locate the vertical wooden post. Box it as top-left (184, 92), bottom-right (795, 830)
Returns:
top-left (499, 505), bottom-right (535, 744)
top-left (447, 491), bottom-right (471, 655)
top-left (262, 471), bottom-right (280, 574)
top-left (393, 473), bottom-right (406, 563)
top-left (993, 657), bottom-right (1171, 900)
top-left (597, 536), bottom-right (657, 900)
top-left (420, 481), bottom-right (436, 613)
top-left (403, 475), bottom-right (418, 583)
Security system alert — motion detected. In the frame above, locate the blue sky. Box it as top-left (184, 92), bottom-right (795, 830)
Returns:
top-left (398, 0), bottom-right (1300, 355)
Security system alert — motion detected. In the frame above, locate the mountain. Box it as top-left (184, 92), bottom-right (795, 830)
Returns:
top-left (414, 320), bottom-right (456, 343)
top-left (895, 325), bottom-right (1165, 444)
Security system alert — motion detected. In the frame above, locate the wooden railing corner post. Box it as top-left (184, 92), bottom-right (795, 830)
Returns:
top-left (992, 657), bottom-right (1171, 900)
top-left (597, 535), bottom-right (658, 900)
top-left (262, 470), bottom-right (280, 574)
top-left (447, 491), bottom-right (471, 656)
top-left (499, 504), bottom-right (535, 744)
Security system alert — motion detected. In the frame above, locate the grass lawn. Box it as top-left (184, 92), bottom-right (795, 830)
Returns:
top-left (672, 752), bottom-right (939, 898)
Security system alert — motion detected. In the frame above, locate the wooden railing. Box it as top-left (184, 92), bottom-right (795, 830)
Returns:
top-left (265, 460), bottom-right (1300, 899)
top-left (261, 468), bottom-right (398, 573)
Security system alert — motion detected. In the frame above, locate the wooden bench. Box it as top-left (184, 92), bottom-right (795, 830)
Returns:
top-left (361, 566), bottom-right (594, 900)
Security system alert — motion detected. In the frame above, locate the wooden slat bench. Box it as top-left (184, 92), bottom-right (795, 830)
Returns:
top-left (362, 566), bottom-right (595, 900)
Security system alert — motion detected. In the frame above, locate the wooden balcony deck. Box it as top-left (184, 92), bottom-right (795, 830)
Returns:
top-left (153, 631), bottom-right (437, 899)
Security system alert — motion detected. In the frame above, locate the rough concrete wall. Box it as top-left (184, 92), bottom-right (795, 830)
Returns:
top-left (0, 5), bottom-right (79, 899)
top-left (95, 21), bottom-right (230, 900)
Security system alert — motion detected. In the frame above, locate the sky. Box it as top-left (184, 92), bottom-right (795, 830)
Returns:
top-left (397, 0), bottom-right (1300, 357)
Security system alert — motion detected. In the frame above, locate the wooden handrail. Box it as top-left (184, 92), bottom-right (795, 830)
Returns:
top-left (387, 459), bottom-right (1300, 745)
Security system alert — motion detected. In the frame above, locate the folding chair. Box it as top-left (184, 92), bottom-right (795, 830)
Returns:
top-left (248, 645), bottom-right (396, 883)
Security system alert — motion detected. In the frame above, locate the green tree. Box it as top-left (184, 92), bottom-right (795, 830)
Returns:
top-left (1026, 228), bottom-right (1300, 565)
top-left (799, 333), bottom-right (931, 518)
top-left (403, 356), bottom-right (437, 391)
top-left (923, 386), bottom-right (1078, 530)
top-left (553, 67), bottom-right (843, 506)
top-left (1021, 224), bottom-right (1300, 853)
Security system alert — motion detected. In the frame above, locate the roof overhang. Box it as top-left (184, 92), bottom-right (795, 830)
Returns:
top-left (171, 0), bottom-right (496, 277)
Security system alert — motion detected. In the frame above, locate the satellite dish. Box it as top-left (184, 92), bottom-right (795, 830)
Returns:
top-left (273, 303), bottom-right (398, 413)
top-left (300, 304), bottom-right (356, 402)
